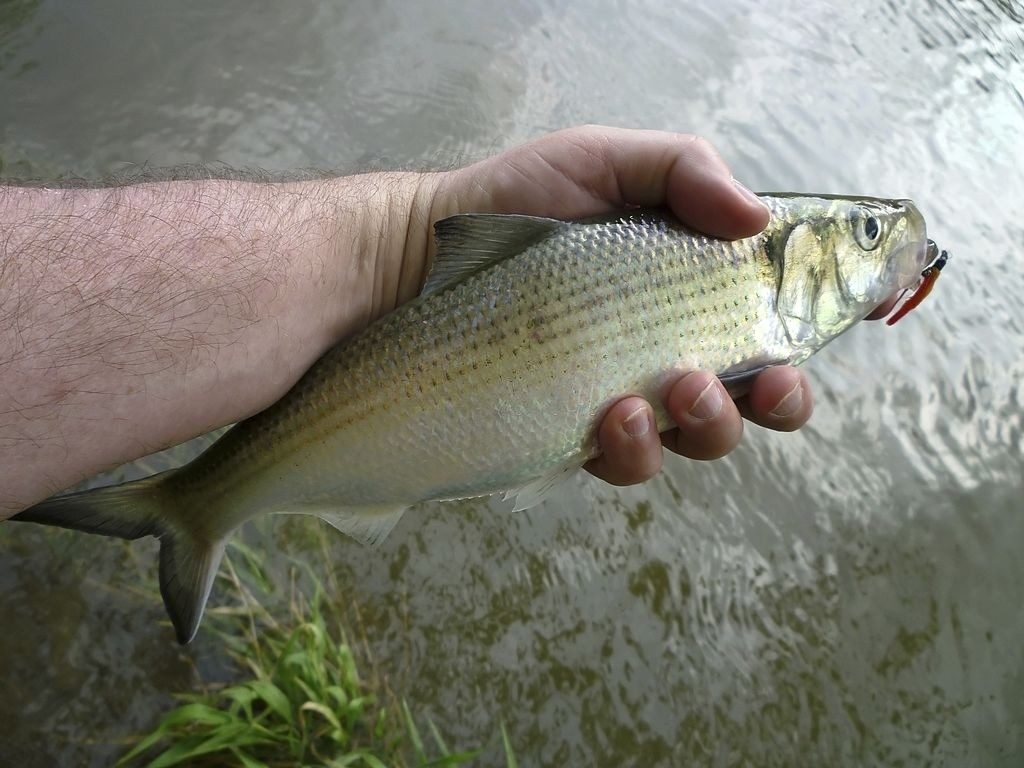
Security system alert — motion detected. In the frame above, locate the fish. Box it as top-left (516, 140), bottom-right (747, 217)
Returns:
top-left (12, 194), bottom-right (934, 644)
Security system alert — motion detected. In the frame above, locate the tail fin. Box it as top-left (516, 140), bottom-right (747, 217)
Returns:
top-left (158, 533), bottom-right (226, 645)
top-left (12, 472), bottom-right (226, 645)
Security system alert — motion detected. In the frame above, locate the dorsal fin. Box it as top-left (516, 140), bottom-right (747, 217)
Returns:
top-left (423, 214), bottom-right (563, 296)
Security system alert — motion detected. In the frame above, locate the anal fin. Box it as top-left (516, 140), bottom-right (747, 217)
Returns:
top-left (311, 504), bottom-right (408, 548)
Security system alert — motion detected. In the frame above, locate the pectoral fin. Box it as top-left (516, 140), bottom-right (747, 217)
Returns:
top-left (503, 460), bottom-right (581, 512)
top-left (717, 357), bottom-right (789, 398)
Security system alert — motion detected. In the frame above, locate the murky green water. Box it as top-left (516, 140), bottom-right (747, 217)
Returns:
top-left (2, 0), bottom-right (1023, 765)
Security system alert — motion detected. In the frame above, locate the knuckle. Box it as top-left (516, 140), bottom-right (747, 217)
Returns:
top-left (561, 123), bottom-right (605, 144)
top-left (678, 134), bottom-right (723, 164)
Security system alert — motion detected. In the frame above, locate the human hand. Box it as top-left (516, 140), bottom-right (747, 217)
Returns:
top-left (417, 125), bottom-right (868, 484)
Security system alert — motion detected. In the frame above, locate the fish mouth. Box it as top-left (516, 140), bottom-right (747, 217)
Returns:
top-left (863, 241), bottom-right (926, 319)
top-left (883, 239), bottom-right (950, 326)
top-left (866, 239), bottom-right (942, 321)
top-left (886, 238), bottom-right (931, 293)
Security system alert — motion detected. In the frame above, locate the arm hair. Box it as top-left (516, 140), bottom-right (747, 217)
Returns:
top-left (0, 170), bottom-right (435, 516)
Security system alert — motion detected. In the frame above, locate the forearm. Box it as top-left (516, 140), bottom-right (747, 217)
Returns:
top-left (0, 172), bottom-right (437, 517)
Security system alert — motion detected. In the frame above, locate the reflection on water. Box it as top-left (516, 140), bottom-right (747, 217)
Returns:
top-left (1, 0), bottom-right (1023, 765)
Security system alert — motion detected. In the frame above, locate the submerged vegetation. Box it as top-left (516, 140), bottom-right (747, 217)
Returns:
top-left (118, 541), bottom-right (516, 768)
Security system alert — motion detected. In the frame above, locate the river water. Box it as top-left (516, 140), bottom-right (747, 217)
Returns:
top-left (1, 1), bottom-right (1022, 765)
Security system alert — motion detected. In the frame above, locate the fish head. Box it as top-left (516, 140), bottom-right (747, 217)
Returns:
top-left (771, 195), bottom-right (929, 350)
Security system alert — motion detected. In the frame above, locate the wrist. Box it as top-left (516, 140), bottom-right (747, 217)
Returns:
top-left (310, 170), bottom-right (449, 346)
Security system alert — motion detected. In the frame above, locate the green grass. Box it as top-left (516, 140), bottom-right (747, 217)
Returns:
top-left (118, 541), bottom-right (516, 768)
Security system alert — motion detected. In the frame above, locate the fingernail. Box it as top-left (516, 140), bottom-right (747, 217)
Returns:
top-left (689, 379), bottom-right (723, 421)
top-left (770, 381), bottom-right (804, 418)
top-left (622, 406), bottom-right (651, 438)
top-left (732, 177), bottom-right (769, 213)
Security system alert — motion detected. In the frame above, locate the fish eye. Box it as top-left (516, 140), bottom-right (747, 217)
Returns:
top-left (864, 215), bottom-right (879, 240)
top-left (851, 206), bottom-right (883, 251)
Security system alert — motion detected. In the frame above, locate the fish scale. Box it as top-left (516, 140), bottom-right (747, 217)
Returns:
top-left (13, 195), bottom-right (931, 643)
top-left (196, 214), bottom-right (789, 514)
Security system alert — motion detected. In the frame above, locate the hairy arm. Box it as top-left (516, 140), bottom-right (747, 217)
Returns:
top-left (2, 126), bottom-right (821, 521)
top-left (0, 173), bottom-right (437, 517)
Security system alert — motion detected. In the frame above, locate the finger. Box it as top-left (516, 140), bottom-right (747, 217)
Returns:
top-left (471, 125), bottom-right (769, 238)
top-left (662, 140), bottom-right (770, 240)
top-left (662, 371), bottom-right (744, 461)
top-left (585, 397), bottom-right (663, 486)
top-left (737, 366), bottom-right (814, 432)
top-left (570, 126), bottom-right (770, 238)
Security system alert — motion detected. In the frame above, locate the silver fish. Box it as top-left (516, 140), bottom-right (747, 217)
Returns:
top-left (13, 195), bottom-right (931, 642)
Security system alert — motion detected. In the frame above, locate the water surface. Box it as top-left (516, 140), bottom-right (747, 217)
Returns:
top-left (2, 0), bottom-right (1022, 765)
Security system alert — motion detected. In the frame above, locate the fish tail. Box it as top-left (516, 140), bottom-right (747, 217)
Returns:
top-left (13, 471), bottom-right (225, 645)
